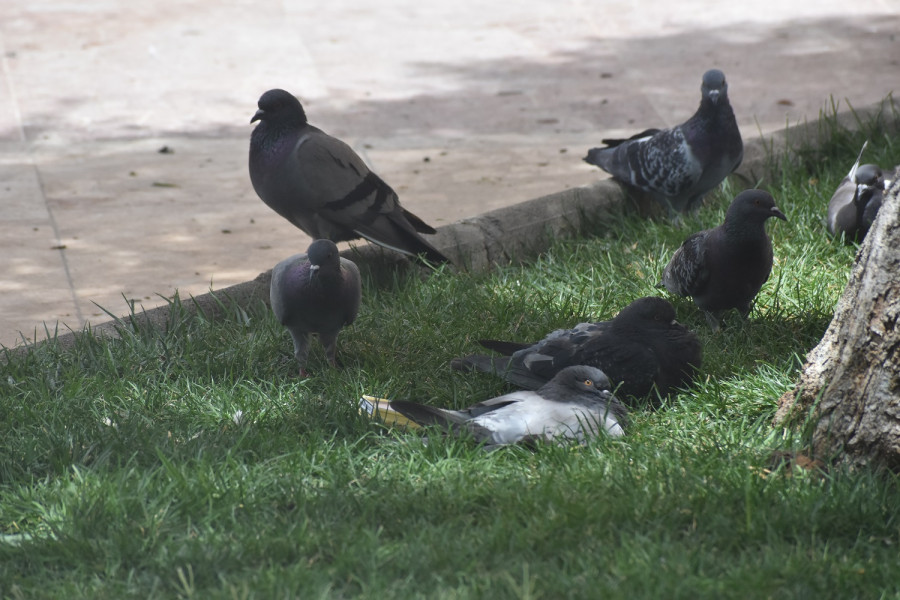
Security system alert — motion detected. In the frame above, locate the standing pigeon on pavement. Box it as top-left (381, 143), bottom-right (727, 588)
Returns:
top-left (827, 141), bottom-right (886, 243)
top-left (584, 69), bottom-right (743, 218)
top-left (249, 89), bottom-right (448, 265)
top-left (390, 365), bottom-right (627, 449)
top-left (659, 189), bottom-right (787, 328)
top-left (452, 296), bottom-right (701, 404)
top-left (270, 239), bottom-right (361, 377)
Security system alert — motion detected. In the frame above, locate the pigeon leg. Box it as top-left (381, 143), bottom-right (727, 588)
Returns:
top-left (703, 310), bottom-right (722, 332)
top-left (662, 199), bottom-right (683, 226)
top-left (288, 329), bottom-right (311, 377)
top-left (318, 330), bottom-right (340, 368)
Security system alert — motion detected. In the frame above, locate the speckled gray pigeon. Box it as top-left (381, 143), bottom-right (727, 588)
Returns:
top-left (659, 189), bottom-right (786, 328)
top-left (584, 69), bottom-right (743, 217)
top-left (827, 141), bottom-right (886, 243)
top-left (250, 89), bottom-right (448, 265)
top-left (390, 365), bottom-right (627, 449)
top-left (452, 297), bottom-right (701, 404)
top-left (270, 239), bottom-right (361, 376)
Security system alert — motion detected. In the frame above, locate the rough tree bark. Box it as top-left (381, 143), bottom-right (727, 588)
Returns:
top-left (775, 175), bottom-right (900, 469)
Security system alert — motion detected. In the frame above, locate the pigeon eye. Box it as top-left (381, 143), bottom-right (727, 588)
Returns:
top-left (584, 379), bottom-right (593, 386)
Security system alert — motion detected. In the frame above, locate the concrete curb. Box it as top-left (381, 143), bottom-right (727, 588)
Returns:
top-left (5, 97), bottom-right (898, 359)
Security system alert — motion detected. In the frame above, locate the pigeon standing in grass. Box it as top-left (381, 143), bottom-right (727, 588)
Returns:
top-left (584, 69), bottom-right (743, 218)
top-left (827, 141), bottom-right (886, 243)
top-left (659, 189), bottom-right (787, 328)
top-left (249, 89), bottom-right (448, 265)
top-left (270, 239), bottom-right (361, 377)
top-left (452, 297), bottom-right (701, 404)
top-left (390, 365), bottom-right (627, 449)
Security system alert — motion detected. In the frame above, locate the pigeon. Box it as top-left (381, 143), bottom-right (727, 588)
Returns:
top-left (452, 296), bottom-right (701, 404)
top-left (659, 189), bottom-right (787, 328)
top-left (390, 365), bottom-right (627, 449)
top-left (270, 239), bottom-right (361, 376)
top-left (249, 89), bottom-right (449, 265)
top-left (584, 69), bottom-right (743, 217)
top-left (826, 141), bottom-right (886, 243)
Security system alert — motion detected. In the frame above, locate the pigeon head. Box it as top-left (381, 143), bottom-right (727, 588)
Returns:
top-left (306, 239), bottom-right (341, 268)
top-left (251, 89), bottom-right (307, 126)
top-left (700, 69), bottom-right (728, 105)
top-left (854, 164), bottom-right (885, 211)
top-left (725, 190), bottom-right (787, 226)
top-left (547, 365), bottom-right (612, 398)
top-left (614, 296), bottom-right (678, 328)
top-left (304, 239), bottom-right (341, 281)
top-left (854, 164), bottom-right (884, 188)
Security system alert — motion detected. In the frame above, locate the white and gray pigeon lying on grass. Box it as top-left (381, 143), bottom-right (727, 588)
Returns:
top-left (584, 69), bottom-right (743, 218)
top-left (390, 365), bottom-right (627, 449)
top-left (249, 89), bottom-right (449, 265)
top-left (270, 239), bottom-right (361, 377)
top-left (452, 297), bottom-right (702, 406)
top-left (827, 141), bottom-right (888, 243)
top-left (659, 189), bottom-right (786, 329)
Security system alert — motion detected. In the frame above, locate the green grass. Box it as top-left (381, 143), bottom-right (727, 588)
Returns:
top-left (2, 114), bottom-right (900, 598)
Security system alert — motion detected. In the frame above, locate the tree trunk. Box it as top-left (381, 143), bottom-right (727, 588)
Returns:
top-left (775, 175), bottom-right (900, 470)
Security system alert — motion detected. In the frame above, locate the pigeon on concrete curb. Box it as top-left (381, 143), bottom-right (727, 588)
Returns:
top-left (452, 297), bottom-right (701, 404)
top-left (390, 365), bottom-right (627, 449)
top-left (270, 239), bottom-right (361, 377)
top-left (827, 141), bottom-right (886, 243)
top-left (659, 189), bottom-right (787, 328)
top-left (584, 69), bottom-right (743, 218)
top-left (249, 89), bottom-right (449, 265)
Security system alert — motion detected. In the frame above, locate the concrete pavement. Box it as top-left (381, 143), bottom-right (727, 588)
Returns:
top-left (1, 0), bottom-right (898, 348)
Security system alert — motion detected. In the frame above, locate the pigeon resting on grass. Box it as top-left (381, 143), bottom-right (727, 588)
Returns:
top-left (270, 239), bottom-right (361, 376)
top-left (452, 296), bottom-right (701, 404)
top-left (584, 69), bottom-right (743, 217)
top-left (390, 365), bottom-right (627, 449)
top-left (249, 89), bottom-right (448, 265)
top-left (659, 189), bottom-right (786, 328)
top-left (827, 141), bottom-right (886, 243)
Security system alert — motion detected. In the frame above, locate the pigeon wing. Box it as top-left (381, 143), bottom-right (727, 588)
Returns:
top-left (661, 231), bottom-right (710, 297)
top-left (295, 132), bottom-right (447, 262)
top-left (599, 128), bottom-right (662, 148)
top-left (586, 127), bottom-right (702, 200)
top-left (566, 337), bottom-right (660, 399)
top-left (630, 128), bottom-right (703, 198)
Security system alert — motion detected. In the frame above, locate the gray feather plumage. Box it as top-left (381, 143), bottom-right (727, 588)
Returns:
top-left (826, 141), bottom-right (886, 243)
top-left (390, 365), bottom-right (627, 448)
top-left (249, 89), bottom-right (448, 265)
top-left (453, 297), bottom-right (702, 403)
top-left (659, 189), bottom-right (786, 327)
top-left (584, 69), bottom-right (743, 216)
top-left (270, 239), bottom-right (361, 376)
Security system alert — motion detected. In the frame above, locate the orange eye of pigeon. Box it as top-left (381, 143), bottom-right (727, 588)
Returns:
top-left (584, 379), bottom-right (593, 386)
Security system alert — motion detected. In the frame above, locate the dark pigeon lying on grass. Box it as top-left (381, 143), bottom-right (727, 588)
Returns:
top-left (452, 297), bottom-right (702, 405)
top-left (390, 365), bottom-right (627, 449)
top-left (249, 89), bottom-right (448, 265)
top-left (827, 141), bottom-right (886, 243)
top-left (584, 69), bottom-right (743, 218)
top-left (659, 189), bottom-right (786, 328)
top-left (270, 239), bottom-right (361, 377)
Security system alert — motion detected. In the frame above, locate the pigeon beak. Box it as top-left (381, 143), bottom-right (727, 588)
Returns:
top-left (856, 182), bottom-right (877, 201)
top-left (251, 109), bottom-right (264, 124)
top-left (308, 264), bottom-right (320, 282)
top-left (707, 89), bottom-right (720, 105)
top-left (771, 206), bottom-right (788, 221)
